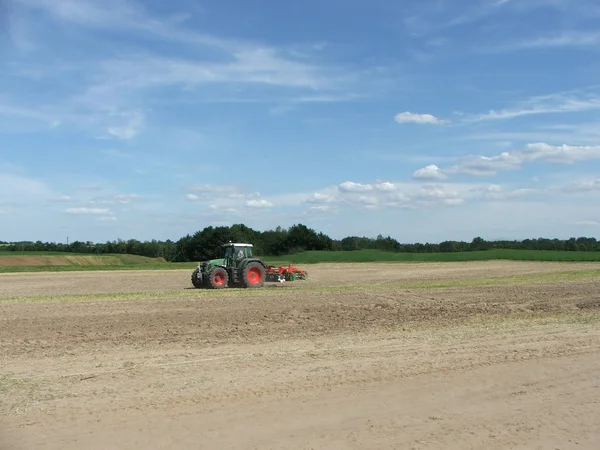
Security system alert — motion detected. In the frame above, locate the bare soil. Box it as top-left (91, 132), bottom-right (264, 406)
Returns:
top-left (1, 261), bottom-right (599, 449)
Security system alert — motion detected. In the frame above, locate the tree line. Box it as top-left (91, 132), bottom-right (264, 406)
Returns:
top-left (3, 223), bottom-right (600, 262)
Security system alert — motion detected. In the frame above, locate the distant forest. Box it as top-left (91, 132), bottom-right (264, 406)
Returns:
top-left (3, 223), bottom-right (600, 262)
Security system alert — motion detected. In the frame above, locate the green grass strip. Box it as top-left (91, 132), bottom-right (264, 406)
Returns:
top-left (264, 249), bottom-right (600, 264)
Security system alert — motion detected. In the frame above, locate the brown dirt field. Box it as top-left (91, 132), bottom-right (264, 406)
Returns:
top-left (1, 260), bottom-right (599, 297)
top-left (1, 261), bottom-right (599, 449)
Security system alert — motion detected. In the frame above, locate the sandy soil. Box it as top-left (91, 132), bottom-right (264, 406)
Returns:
top-left (2, 260), bottom-right (600, 297)
top-left (1, 262), bottom-right (599, 449)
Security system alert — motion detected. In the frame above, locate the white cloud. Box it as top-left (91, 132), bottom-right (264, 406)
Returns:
top-left (98, 215), bottom-right (117, 222)
top-left (469, 184), bottom-right (543, 201)
top-left (338, 181), bottom-right (373, 192)
top-left (65, 207), bottom-right (112, 215)
top-left (338, 181), bottom-right (389, 194)
top-left (355, 195), bottom-right (379, 206)
top-left (106, 111), bottom-right (144, 140)
top-left (426, 143), bottom-right (600, 178)
top-left (394, 112), bottom-right (450, 125)
top-left (0, 173), bottom-right (52, 199)
top-left (309, 205), bottom-right (337, 213)
top-left (113, 193), bottom-right (140, 204)
top-left (562, 178), bottom-right (600, 193)
top-left (521, 143), bottom-right (600, 164)
top-left (306, 193), bottom-right (335, 204)
top-left (326, 179), bottom-right (485, 210)
top-left (445, 152), bottom-right (522, 176)
top-left (50, 195), bottom-right (74, 202)
top-left (187, 184), bottom-right (260, 200)
top-left (412, 184), bottom-right (463, 206)
top-left (402, 0), bottom-right (516, 37)
top-left (88, 193), bottom-right (142, 205)
top-left (12, 0), bottom-right (229, 49)
top-left (464, 87), bottom-right (600, 122)
top-left (246, 199), bottom-right (273, 208)
top-left (374, 181), bottom-right (396, 191)
top-left (7, 0), bottom-right (358, 141)
top-left (498, 31), bottom-right (600, 51)
top-left (88, 48), bottom-right (334, 101)
top-left (208, 205), bottom-right (240, 214)
top-left (303, 177), bottom-right (564, 213)
top-left (412, 164), bottom-right (448, 180)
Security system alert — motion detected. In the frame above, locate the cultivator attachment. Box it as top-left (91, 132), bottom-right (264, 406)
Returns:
top-left (265, 264), bottom-right (308, 283)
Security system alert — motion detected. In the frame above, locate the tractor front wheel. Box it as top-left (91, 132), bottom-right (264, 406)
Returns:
top-left (208, 267), bottom-right (229, 289)
top-left (191, 268), bottom-right (204, 288)
top-left (242, 262), bottom-right (265, 288)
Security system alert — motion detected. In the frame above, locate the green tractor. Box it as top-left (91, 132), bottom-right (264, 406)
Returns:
top-left (191, 242), bottom-right (266, 289)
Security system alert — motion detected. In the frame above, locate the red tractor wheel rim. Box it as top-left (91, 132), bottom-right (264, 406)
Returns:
top-left (247, 267), bottom-right (263, 284)
top-left (213, 272), bottom-right (226, 286)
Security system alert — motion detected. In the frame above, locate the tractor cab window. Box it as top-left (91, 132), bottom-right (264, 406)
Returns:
top-left (223, 246), bottom-right (234, 259)
top-left (233, 246), bottom-right (249, 259)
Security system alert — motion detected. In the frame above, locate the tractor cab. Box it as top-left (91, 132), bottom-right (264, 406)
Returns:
top-left (220, 242), bottom-right (254, 262)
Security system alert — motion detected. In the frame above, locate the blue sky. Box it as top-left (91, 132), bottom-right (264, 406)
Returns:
top-left (1, 0), bottom-right (600, 243)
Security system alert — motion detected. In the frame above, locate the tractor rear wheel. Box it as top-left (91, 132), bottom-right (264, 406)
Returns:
top-left (242, 262), bottom-right (265, 288)
top-left (208, 267), bottom-right (229, 289)
top-left (191, 268), bottom-right (203, 288)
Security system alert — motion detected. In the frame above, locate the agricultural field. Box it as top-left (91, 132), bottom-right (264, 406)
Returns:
top-left (4, 248), bottom-right (600, 274)
top-left (1, 260), bottom-right (600, 449)
top-left (0, 252), bottom-right (169, 273)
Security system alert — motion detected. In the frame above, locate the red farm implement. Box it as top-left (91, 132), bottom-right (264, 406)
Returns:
top-left (265, 264), bottom-right (308, 283)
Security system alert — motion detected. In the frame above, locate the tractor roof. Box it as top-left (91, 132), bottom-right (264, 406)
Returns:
top-left (222, 242), bottom-right (253, 247)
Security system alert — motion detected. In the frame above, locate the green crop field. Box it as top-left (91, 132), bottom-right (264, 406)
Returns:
top-left (1, 249), bottom-right (600, 273)
top-left (264, 249), bottom-right (600, 264)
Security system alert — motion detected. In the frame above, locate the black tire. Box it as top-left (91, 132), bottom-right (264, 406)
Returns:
top-left (207, 267), bottom-right (229, 289)
top-left (191, 268), bottom-right (203, 288)
top-left (242, 261), bottom-right (265, 288)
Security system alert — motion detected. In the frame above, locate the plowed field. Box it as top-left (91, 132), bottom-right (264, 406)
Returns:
top-left (1, 261), bottom-right (599, 449)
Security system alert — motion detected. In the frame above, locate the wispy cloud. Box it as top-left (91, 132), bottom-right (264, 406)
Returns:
top-left (444, 0), bottom-right (514, 27)
top-left (65, 207), bottom-right (112, 215)
top-left (105, 110), bottom-right (145, 140)
top-left (402, 0), bottom-right (536, 37)
top-left (493, 31), bottom-right (600, 51)
top-left (463, 87), bottom-right (600, 122)
top-left (460, 122), bottom-right (600, 146)
top-left (0, 173), bottom-right (52, 199)
top-left (186, 184), bottom-right (260, 200)
top-left (562, 178), bottom-right (600, 193)
top-left (321, 181), bottom-right (469, 210)
top-left (415, 142), bottom-right (600, 177)
top-left (394, 112), bottom-right (450, 125)
top-left (7, 0), bottom-right (358, 139)
top-left (13, 0), bottom-right (229, 50)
